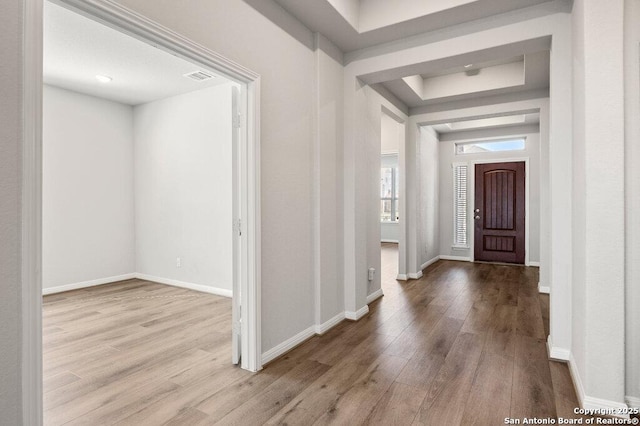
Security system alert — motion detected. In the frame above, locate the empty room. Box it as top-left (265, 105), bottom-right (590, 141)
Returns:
top-left (40, 2), bottom-right (248, 423)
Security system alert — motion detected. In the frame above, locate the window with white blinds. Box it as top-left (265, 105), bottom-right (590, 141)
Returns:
top-left (453, 164), bottom-right (468, 247)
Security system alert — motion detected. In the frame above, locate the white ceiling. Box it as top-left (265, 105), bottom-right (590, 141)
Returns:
top-left (381, 50), bottom-right (550, 109)
top-left (249, 0), bottom-right (558, 136)
top-left (432, 113), bottom-right (540, 134)
top-left (43, 2), bottom-right (231, 106)
top-left (265, 0), bottom-right (571, 52)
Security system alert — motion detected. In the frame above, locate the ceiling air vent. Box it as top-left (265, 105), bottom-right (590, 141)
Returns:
top-left (183, 70), bottom-right (216, 82)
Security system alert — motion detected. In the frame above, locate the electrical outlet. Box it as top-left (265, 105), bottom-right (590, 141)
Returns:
top-left (368, 267), bottom-right (375, 281)
top-left (176, 257), bottom-right (181, 267)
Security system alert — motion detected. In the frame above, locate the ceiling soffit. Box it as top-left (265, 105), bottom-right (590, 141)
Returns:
top-left (266, 0), bottom-right (572, 52)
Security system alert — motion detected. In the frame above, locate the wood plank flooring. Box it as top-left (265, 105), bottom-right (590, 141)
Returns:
top-left (43, 245), bottom-right (586, 425)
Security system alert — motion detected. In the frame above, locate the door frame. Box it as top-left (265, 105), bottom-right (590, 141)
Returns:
top-left (22, 0), bottom-right (262, 422)
top-left (469, 157), bottom-right (530, 266)
top-left (380, 106), bottom-right (407, 281)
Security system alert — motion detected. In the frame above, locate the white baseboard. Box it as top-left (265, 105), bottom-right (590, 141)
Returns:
top-left (42, 273), bottom-right (137, 295)
top-left (568, 353), bottom-right (586, 409)
top-left (439, 255), bottom-right (472, 262)
top-left (381, 239), bottom-right (399, 243)
top-left (366, 288), bottom-right (384, 304)
top-left (261, 325), bottom-right (316, 365)
top-left (396, 274), bottom-right (408, 281)
top-left (43, 273), bottom-right (233, 298)
top-left (420, 256), bottom-right (440, 271)
top-left (345, 305), bottom-right (370, 320)
top-left (568, 353), bottom-right (630, 418)
top-left (538, 283), bottom-right (551, 294)
top-left (407, 271), bottom-right (423, 279)
top-left (626, 396), bottom-right (640, 408)
top-left (135, 273), bottom-right (232, 298)
top-left (547, 336), bottom-right (570, 361)
top-left (315, 312), bottom-right (345, 335)
top-left (528, 261), bottom-right (541, 267)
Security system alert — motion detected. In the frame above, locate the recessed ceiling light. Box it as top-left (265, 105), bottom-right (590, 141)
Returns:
top-left (95, 75), bottom-right (113, 84)
top-left (464, 64), bottom-right (473, 68)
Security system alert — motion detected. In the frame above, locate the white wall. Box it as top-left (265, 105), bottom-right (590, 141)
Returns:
top-left (381, 112), bottom-right (400, 154)
top-left (572, 0), bottom-right (626, 407)
top-left (134, 84), bottom-right (234, 292)
top-left (42, 85), bottom-right (135, 290)
top-left (0, 0), bottom-right (23, 421)
top-left (417, 126), bottom-right (439, 266)
top-left (438, 130), bottom-right (540, 264)
top-left (314, 33), bottom-right (345, 325)
top-left (114, 0), bottom-right (320, 353)
top-left (624, 0), bottom-right (640, 408)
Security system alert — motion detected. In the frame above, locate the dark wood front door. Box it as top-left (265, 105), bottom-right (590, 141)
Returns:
top-left (474, 161), bottom-right (525, 264)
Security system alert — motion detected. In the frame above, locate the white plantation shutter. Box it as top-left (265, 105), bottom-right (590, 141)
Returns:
top-left (453, 164), bottom-right (468, 246)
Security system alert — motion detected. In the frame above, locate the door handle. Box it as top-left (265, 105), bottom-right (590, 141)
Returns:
top-left (474, 208), bottom-right (480, 213)
top-left (475, 215), bottom-right (481, 220)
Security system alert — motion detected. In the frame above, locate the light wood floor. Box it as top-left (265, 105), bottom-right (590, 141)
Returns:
top-left (43, 245), bottom-right (587, 425)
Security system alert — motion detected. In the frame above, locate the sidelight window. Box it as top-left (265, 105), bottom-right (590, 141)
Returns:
top-left (453, 163), bottom-right (468, 247)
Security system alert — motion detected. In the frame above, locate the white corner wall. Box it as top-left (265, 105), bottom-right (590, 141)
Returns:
top-left (571, 0), bottom-right (627, 409)
top-left (438, 130), bottom-right (540, 264)
top-left (42, 85), bottom-right (135, 290)
top-left (418, 126), bottom-right (439, 267)
top-left (624, 0), bottom-right (640, 408)
top-left (314, 33), bottom-right (345, 326)
top-left (134, 84), bottom-right (234, 293)
top-left (0, 0), bottom-right (23, 421)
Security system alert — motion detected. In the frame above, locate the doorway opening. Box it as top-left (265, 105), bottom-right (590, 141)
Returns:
top-left (23, 0), bottom-right (262, 421)
top-left (380, 108), bottom-right (404, 291)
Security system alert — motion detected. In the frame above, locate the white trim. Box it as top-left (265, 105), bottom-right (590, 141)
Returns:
top-left (52, 0), bottom-right (258, 84)
top-left (582, 398), bottom-right (630, 419)
top-left (315, 312), bottom-right (346, 335)
top-left (264, 312), bottom-right (350, 364)
top-left (261, 326), bottom-right (316, 365)
top-left (22, 1), bottom-right (44, 423)
top-left (547, 335), bottom-right (570, 361)
top-left (439, 255), bottom-right (472, 262)
top-left (345, 305), bottom-right (370, 320)
top-left (407, 271), bottom-right (423, 279)
top-left (568, 354), bottom-right (630, 419)
top-left (538, 283), bottom-right (551, 294)
top-left (528, 261), bottom-right (541, 267)
top-left (366, 288), bottom-right (384, 304)
top-left (396, 274), bottom-right (409, 281)
top-left (312, 33), bottom-right (322, 347)
top-left (42, 273), bottom-right (137, 295)
top-left (245, 76), bottom-right (262, 372)
top-left (381, 239), bottom-right (399, 243)
top-left (420, 256), bottom-right (439, 271)
top-left (626, 396), bottom-right (640, 408)
top-left (135, 274), bottom-right (232, 298)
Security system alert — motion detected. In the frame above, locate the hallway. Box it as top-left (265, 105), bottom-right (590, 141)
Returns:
top-left (42, 245), bottom-right (587, 425)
